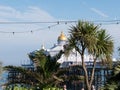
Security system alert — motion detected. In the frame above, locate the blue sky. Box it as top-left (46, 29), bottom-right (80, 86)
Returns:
top-left (0, 0), bottom-right (120, 66)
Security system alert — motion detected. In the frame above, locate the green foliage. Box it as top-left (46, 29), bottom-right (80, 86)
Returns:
top-left (4, 49), bottom-right (64, 89)
top-left (43, 87), bottom-right (62, 90)
top-left (102, 62), bottom-right (120, 90)
top-left (101, 82), bottom-right (118, 90)
top-left (5, 85), bottom-right (35, 90)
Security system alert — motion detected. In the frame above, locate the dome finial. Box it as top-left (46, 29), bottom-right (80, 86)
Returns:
top-left (58, 31), bottom-right (67, 41)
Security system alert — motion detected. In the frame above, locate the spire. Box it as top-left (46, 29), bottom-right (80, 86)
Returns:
top-left (41, 44), bottom-right (45, 50)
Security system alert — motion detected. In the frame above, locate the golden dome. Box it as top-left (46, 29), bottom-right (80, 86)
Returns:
top-left (58, 32), bottom-right (67, 41)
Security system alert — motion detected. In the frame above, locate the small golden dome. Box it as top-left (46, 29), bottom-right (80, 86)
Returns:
top-left (58, 32), bottom-right (67, 41)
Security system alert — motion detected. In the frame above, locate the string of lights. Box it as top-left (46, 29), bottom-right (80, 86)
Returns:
top-left (0, 19), bottom-right (120, 24)
top-left (0, 20), bottom-right (119, 34)
top-left (0, 21), bottom-right (76, 24)
top-left (0, 23), bottom-right (59, 34)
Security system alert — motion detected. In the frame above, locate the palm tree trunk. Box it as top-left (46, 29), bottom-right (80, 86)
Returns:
top-left (81, 55), bottom-right (91, 90)
top-left (89, 58), bottom-right (97, 86)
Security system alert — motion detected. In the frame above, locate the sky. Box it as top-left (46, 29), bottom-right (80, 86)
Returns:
top-left (0, 0), bottom-right (120, 66)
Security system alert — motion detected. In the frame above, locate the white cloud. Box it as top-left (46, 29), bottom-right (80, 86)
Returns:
top-left (90, 8), bottom-right (109, 18)
top-left (0, 5), bottom-right (55, 21)
top-left (0, 5), bottom-right (57, 34)
top-left (30, 7), bottom-right (54, 20)
top-left (19, 6), bottom-right (55, 21)
top-left (80, 1), bottom-right (109, 18)
top-left (0, 5), bottom-right (20, 18)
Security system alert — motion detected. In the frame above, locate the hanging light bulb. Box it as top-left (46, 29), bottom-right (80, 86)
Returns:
top-left (31, 30), bottom-right (33, 33)
top-left (65, 22), bottom-right (67, 24)
top-left (57, 21), bottom-right (59, 24)
top-left (48, 26), bottom-right (50, 29)
top-left (12, 32), bottom-right (15, 35)
top-left (116, 22), bottom-right (119, 24)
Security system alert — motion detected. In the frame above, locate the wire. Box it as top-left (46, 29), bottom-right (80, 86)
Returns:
top-left (0, 20), bottom-right (120, 24)
top-left (0, 20), bottom-right (119, 34)
top-left (0, 21), bottom-right (76, 24)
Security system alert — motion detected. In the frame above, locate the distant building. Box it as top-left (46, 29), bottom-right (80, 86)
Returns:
top-left (39, 32), bottom-right (94, 68)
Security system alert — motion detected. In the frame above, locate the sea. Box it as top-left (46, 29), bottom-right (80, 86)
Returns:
top-left (0, 72), bottom-right (8, 90)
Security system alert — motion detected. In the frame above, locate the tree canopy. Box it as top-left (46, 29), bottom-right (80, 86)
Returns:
top-left (64, 20), bottom-right (114, 90)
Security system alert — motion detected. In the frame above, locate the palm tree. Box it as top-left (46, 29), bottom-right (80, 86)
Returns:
top-left (4, 49), bottom-right (65, 89)
top-left (28, 50), bottom-right (64, 88)
top-left (64, 20), bottom-right (114, 90)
